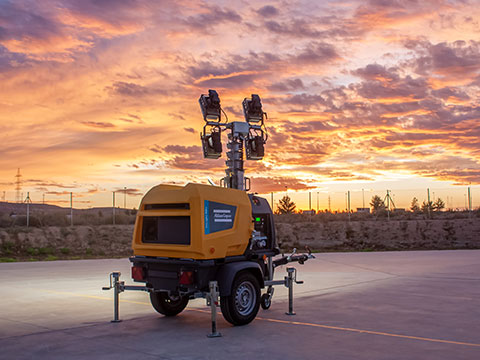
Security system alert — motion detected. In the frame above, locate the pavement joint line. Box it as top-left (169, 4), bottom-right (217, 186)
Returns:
top-left (40, 290), bottom-right (480, 348)
top-left (288, 275), bottom-right (398, 297)
top-left (254, 316), bottom-right (480, 348)
top-left (317, 258), bottom-right (399, 276)
top-left (317, 258), bottom-right (480, 281)
top-left (41, 289), bottom-right (151, 306)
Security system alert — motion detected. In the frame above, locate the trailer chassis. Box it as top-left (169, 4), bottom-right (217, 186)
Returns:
top-left (102, 248), bottom-right (313, 337)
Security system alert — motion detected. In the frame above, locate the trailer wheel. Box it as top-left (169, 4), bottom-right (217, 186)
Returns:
top-left (150, 292), bottom-right (188, 317)
top-left (220, 272), bottom-right (260, 326)
top-left (260, 293), bottom-right (271, 310)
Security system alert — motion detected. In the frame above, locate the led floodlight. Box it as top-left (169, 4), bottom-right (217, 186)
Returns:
top-left (201, 126), bottom-right (222, 159)
top-left (242, 94), bottom-right (264, 123)
top-left (245, 131), bottom-right (265, 160)
top-left (199, 89), bottom-right (221, 121)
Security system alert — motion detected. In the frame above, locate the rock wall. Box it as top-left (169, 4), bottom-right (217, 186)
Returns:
top-left (0, 225), bottom-right (133, 260)
top-left (276, 218), bottom-right (480, 251)
top-left (1, 218), bottom-right (479, 261)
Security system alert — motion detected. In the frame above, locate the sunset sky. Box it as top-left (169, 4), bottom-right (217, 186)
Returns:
top-left (1, 0), bottom-right (479, 210)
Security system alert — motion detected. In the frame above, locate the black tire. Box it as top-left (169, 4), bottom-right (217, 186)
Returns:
top-left (150, 292), bottom-right (189, 316)
top-left (260, 293), bottom-right (271, 310)
top-left (220, 272), bottom-right (260, 326)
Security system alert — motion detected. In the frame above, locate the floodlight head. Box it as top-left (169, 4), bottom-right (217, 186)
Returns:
top-left (201, 127), bottom-right (222, 159)
top-left (199, 89), bottom-right (221, 122)
top-left (245, 132), bottom-right (265, 160)
top-left (242, 94), bottom-right (264, 123)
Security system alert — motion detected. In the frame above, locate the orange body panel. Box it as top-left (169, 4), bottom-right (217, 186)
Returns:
top-left (132, 183), bottom-right (253, 260)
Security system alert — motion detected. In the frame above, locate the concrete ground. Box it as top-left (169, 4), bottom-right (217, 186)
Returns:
top-left (0, 250), bottom-right (479, 359)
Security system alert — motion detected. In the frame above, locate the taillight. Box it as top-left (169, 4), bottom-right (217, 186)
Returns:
top-left (131, 266), bottom-right (145, 281)
top-left (179, 270), bottom-right (194, 285)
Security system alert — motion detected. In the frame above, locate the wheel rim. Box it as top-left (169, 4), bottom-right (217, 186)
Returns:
top-left (235, 281), bottom-right (256, 316)
top-left (163, 293), bottom-right (182, 305)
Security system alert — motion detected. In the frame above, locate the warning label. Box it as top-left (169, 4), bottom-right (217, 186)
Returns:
top-left (204, 200), bottom-right (237, 234)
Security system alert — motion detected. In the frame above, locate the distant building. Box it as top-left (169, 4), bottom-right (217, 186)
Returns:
top-left (393, 208), bottom-right (406, 213)
top-left (302, 210), bottom-right (316, 215)
top-left (356, 207), bottom-right (370, 213)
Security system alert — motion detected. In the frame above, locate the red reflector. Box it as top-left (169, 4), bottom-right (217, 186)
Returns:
top-left (131, 266), bottom-right (145, 281)
top-left (179, 271), bottom-right (194, 285)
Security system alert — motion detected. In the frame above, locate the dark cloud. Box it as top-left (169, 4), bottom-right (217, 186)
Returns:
top-left (196, 73), bottom-right (258, 89)
top-left (163, 145), bottom-right (201, 155)
top-left (354, 0), bottom-right (438, 28)
top-left (186, 52), bottom-right (279, 80)
top-left (223, 106), bottom-right (243, 118)
top-left (183, 6), bottom-right (242, 30)
top-left (183, 127), bottom-right (196, 134)
top-left (25, 180), bottom-right (76, 189)
top-left (285, 93), bottom-right (326, 110)
top-left (108, 81), bottom-right (165, 97)
top-left (0, 2), bottom-right (60, 43)
top-left (166, 152), bottom-right (223, 171)
top-left (81, 121), bottom-right (115, 128)
top-left (119, 113), bottom-right (144, 124)
top-left (431, 87), bottom-right (470, 101)
top-left (265, 92), bottom-right (328, 113)
top-left (267, 78), bottom-right (305, 92)
top-left (257, 5), bottom-right (279, 17)
top-left (114, 187), bottom-right (143, 196)
top-left (250, 176), bottom-right (315, 193)
top-left (127, 113), bottom-right (141, 120)
top-left (261, 15), bottom-right (360, 40)
top-left (281, 120), bottom-right (333, 133)
top-left (427, 41), bottom-right (480, 74)
top-left (352, 64), bottom-right (428, 100)
top-left (406, 40), bottom-right (480, 77)
top-left (185, 42), bottom-right (339, 88)
top-left (145, 144), bottom-right (225, 171)
top-left (352, 63), bottom-right (398, 82)
top-left (360, 76), bottom-right (427, 100)
top-left (61, 0), bottom-right (153, 23)
top-left (264, 19), bottom-right (322, 38)
top-left (168, 113), bottom-right (186, 121)
top-left (294, 42), bottom-right (339, 64)
top-left (149, 144), bottom-right (162, 154)
top-left (0, 44), bottom-right (29, 71)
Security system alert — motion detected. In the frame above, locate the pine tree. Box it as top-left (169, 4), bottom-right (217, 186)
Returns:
top-left (277, 195), bottom-right (296, 214)
top-left (421, 200), bottom-right (433, 214)
top-left (370, 195), bottom-right (386, 214)
top-left (433, 198), bottom-right (445, 211)
top-left (410, 197), bottom-right (420, 212)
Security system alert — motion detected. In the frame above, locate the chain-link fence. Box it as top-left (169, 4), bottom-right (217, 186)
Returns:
top-left (258, 186), bottom-right (478, 213)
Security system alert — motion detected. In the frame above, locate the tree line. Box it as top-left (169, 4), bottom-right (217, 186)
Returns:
top-left (276, 194), bottom-right (446, 214)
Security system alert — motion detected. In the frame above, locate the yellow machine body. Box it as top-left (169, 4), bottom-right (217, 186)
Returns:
top-left (132, 183), bottom-right (253, 260)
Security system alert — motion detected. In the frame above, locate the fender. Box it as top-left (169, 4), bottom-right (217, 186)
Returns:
top-left (216, 261), bottom-right (264, 296)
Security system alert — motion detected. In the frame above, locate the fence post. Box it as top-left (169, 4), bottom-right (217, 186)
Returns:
top-left (347, 190), bottom-right (351, 221)
top-left (427, 188), bottom-right (431, 218)
top-left (112, 191), bottom-right (116, 225)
